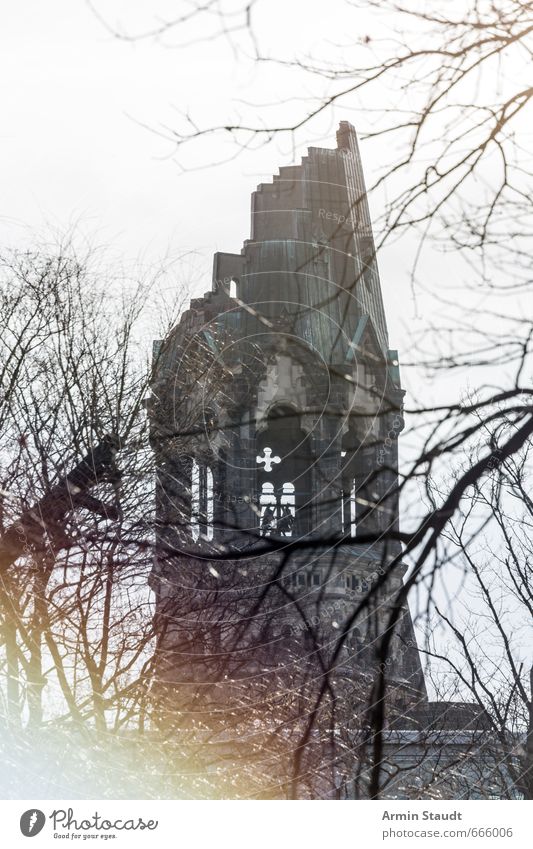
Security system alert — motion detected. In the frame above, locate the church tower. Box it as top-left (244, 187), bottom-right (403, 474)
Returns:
top-left (149, 122), bottom-right (427, 798)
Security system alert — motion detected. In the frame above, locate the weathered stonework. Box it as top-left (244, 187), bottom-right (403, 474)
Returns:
top-left (148, 122), bottom-right (496, 799)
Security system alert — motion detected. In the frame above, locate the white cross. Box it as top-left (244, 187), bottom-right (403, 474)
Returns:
top-left (256, 447), bottom-right (281, 472)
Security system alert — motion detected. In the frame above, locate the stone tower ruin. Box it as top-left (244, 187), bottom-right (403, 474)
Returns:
top-left (149, 122), bottom-right (435, 798)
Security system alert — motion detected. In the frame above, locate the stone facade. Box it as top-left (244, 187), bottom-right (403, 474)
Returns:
top-left (148, 122), bottom-right (499, 799)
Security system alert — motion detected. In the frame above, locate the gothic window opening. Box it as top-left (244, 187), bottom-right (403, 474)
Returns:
top-left (340, 451), bottom-right (357, 538)
top-left (260, 482), bottom-right (276, 536)
top-left (258, 476), bottom-right (296, 538)
top-left (204, 466), bottom-right (214, 540)
top-left (350, 482), bottom-right (357, 536)
top-left (256, 405), bottom-right (313, 536)
top-left (224, 277), bottom-right (238, 299)
top-left (191, 459), bottom-right (200, 542)
top-left (278, 482), bottom-right (295, 536)
top-left (340, 480), bottom-right (357, 538)
top-left (190, 459), bottom-right (214, 541)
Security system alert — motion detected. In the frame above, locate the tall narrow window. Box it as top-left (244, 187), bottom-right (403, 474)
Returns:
top-left (191, 460), bottom-right (214, 541)
top-left (191, 459), bottom-right (200, 542)
top-left (349, 481), bottom-right (357, 537)
top-left (341, 481), bottom-right (357, 538)
top-left (278, 482), bottom-right (295, 537)
top-left (260, 482), bottom-right (276, 536)
top-left (225, 277), bottom-right (237, 298)
top-left (341, 447), bottom-right (358, 538)
top-left (205, 466), bottom-right (214, 541)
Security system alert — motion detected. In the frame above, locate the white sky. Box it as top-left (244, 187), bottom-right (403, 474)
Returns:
top-left (1, 2), bottom-right (351, 258)
top-left (1, 1), bottom-right (419, 336)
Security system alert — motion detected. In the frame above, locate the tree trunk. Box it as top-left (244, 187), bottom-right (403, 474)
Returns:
top-left (26, 559), bottom-right (53, 727)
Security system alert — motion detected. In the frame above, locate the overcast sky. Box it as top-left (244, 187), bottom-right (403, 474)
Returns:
top-left (1, 2), bottom-right (355, 256)
top-left (1, 1), bottom-right (424, 344)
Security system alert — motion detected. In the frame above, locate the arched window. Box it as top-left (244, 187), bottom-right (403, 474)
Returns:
top-left (191, 459), bottom-right (200, 542)
top-left (340, 480), bottom-right (356, 538)
top-left (225, 277), bottom-right (238, 298)
top-left (205, 466), bottom-right (214, 541)
top-left (260, 482), bottom-right (276, 536)
top-left (256, 405), bottom-right (313, 536)
top-left (349, 480), bottom-right (357, 537)
top-left (340, 451), bottom-right (357, 538)
top-left (278, 482), bottom-right (295, 537)
top-left (257, 482), bottom-right (297, 536)
top-left (191, 460), bottom-right (214, 541)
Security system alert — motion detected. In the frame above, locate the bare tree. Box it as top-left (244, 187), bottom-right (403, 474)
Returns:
top-left (2, 0), bottom-right (530, 800)
top-left (0, 242), bottom-right (187, 795)
top-left (420, 444), bottom-right (533, 799)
